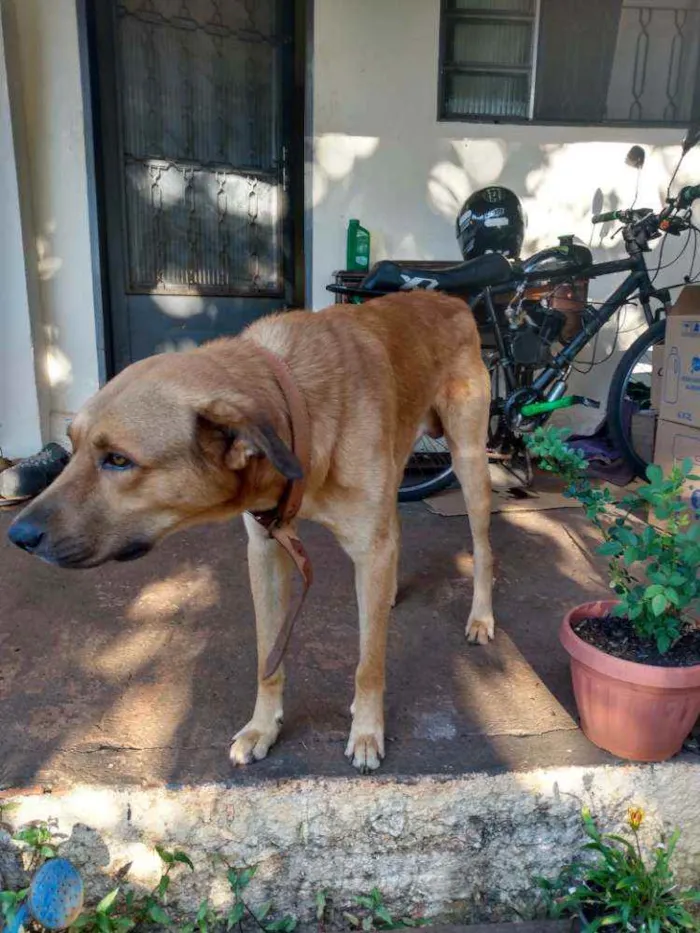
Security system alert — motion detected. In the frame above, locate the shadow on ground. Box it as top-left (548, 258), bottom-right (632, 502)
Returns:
top-left (0, 493), bottom-right (624, 790)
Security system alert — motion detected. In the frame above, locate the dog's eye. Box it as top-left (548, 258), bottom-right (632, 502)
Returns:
top-left (102, 452), bottom-right (135, 471)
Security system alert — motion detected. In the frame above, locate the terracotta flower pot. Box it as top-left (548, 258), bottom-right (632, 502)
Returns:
top-left (560, 600), bottom-right (700, 762)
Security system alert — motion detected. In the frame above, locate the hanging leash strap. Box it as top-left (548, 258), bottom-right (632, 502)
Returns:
top-left (247, 343), bottom-right (313, 680)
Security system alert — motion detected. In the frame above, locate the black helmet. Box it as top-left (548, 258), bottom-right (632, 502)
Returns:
top-left (456, 186), bottom-right (525, 261)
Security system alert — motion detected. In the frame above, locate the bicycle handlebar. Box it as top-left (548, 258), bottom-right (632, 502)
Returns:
top-left (591, 208), bottom-right (653, 225)
top-left (678, 184), bottom-right (700, 208)
top-left (592, 185), bottom-right (700, 227)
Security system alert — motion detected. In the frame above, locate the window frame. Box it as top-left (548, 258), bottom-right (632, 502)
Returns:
top-left (437, 0), bottom-right (700, 128)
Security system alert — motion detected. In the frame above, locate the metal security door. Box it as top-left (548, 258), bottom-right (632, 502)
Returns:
top-left (91, 0), bottom-right (299, 371)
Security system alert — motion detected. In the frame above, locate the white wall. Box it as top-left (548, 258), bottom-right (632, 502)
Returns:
top-left (5, 0), bottom-right (700, 454)
top-left (8, 0), bottom-right (100, 451)
top-left (311, 0), bottom-right (700, 432)
top-left (0, 5), bottom-right (43, 459)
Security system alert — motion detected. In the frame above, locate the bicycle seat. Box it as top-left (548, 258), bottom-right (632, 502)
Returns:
top-left (361, 252), bottom-right (513, 293)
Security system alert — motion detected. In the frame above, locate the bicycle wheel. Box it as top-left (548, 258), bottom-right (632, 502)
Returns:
top-left (607, 318), bottom-right (666, 479)
top-left (398, 434), bottom-right (455, 502)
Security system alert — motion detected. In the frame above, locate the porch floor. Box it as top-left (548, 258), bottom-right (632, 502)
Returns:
top-left (0, 491), bottom-right (660, 791)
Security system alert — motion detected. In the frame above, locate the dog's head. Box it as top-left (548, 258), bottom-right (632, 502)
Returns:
top-left (8, 350), bottom-right (301, 568)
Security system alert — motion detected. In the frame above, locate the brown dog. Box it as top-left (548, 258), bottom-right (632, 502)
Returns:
top-left (8, 291), bottom-right (494, 772)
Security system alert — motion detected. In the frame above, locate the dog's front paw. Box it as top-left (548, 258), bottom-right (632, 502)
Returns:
top-left (229, 722), bottom-right (281, 766)
top-left (466, 615), bottom-right (495, 645)
top-left (345, 729), bottom-right (384, 774)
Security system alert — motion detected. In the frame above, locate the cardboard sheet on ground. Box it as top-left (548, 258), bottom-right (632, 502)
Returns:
top-left (425, 462), bottom-right (580, 517)
top-left (425, 485), bottom-right (580, 517)
top-left (426, 464), bottom-right (642, 517)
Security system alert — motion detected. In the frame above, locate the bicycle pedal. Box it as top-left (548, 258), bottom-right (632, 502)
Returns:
top-left (571, 395), bottom-right (601, 409)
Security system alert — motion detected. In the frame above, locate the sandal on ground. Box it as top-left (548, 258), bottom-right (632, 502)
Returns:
top-left (0, 443), bottom-right (70, 505)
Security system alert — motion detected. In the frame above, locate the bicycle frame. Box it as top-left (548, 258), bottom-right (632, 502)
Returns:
top-left (477, 250), bottom-right (671, 403)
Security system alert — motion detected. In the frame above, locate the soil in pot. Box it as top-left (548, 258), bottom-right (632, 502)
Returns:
top-left (572, 614), bottom-right (700, 667)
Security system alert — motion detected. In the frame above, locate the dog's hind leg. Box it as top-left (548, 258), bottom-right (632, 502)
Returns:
top-left (339, 508), bottom-right (399, 773)
top-left (436, 357), bottom-right (495, 645)
top-left (229, 512), bottom-right (293, 765)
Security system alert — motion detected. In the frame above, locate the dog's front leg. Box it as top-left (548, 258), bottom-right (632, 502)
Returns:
top-left (230, 513), bottom-right (292, 766)
top-left (343, 518), bottom-right (398, 773)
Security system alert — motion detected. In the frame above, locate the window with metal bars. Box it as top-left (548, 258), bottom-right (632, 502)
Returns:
top-left (439, 0), bottom-right (700, 126)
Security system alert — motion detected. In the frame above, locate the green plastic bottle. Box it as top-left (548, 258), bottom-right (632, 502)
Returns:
top-left (346, 218), bottom-right (371, 271)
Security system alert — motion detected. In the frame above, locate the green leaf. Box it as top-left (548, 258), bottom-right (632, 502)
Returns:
top-left (657, 632), bottom-right (672, 654)
top-left (230, 865), bottom-right (257, 890)
top-left (147, 903), bottom-right (171, 926)
top-left (226, 902), bottom-right (245, 929)
top-left (356, 896), bottom-right (375, 909)
top-left (315, 890), bottom-right (328, 921)
top-left (667, 827), bottom-right (681, 857)
top-left (155, 846), bottom-right (174, 866)
top-left (96, 889), bottom-right (120, 916)
top-left (374, 906), bottom-right (394, 926)
top-left (96, 911), bottom-right (113, 933)
top-left (156, 875), bottom-right (171, 899)
top-left (652, 593), bottom-right (668, 616)
top-left (173, 851), bottom-right (195, 871)
top-left (598, 541), bottom-right (623, 556)
top-left (646, 463), bottom-right (663, 486)
top-left (112, 918), bottom-right (135, 933)
top-left (615, 527), bottom-right (638, 546)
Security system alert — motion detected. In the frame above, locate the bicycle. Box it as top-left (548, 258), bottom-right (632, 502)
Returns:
top-left (329, 134), bottom-right (700, 501)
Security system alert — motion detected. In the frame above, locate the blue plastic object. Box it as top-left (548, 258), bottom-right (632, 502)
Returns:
top-left (7, 859), bottom-right (84, 933)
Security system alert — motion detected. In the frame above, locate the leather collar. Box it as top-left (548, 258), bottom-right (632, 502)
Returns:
top-left (246, 342), bottom-right (313, 679)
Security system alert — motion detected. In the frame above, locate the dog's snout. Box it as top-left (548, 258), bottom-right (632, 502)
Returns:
top-left (8, 517), bottom-right (45, 553)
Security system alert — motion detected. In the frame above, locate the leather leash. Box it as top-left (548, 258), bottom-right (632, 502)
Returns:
top-left (247, 343), bottom-right (313, 680)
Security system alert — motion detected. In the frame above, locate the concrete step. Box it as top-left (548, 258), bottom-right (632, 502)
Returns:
top-left (1, 762), bottom-right (697, 928)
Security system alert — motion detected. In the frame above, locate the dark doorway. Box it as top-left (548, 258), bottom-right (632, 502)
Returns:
top-left (88, 0), bottom-right (304, 373)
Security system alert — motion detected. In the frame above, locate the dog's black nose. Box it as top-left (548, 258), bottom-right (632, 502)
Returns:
top-left (8, 518), bottom-right (45, 553)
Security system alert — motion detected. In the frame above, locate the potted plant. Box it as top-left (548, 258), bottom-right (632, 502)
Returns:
top-left (537, 806), bottom-right (700, 931)
top-left (525, 427), bottom-right (700, 761)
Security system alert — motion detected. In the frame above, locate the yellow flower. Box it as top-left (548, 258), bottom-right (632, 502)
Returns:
top-left (628, 807), bottom-right (644, 830)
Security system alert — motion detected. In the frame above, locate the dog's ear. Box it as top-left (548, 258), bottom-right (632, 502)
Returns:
top-left (197, 401), bottom-right (303, 480)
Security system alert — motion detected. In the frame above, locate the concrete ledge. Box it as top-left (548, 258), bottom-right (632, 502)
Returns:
top-left (2, 763), bottom-right (698, 927)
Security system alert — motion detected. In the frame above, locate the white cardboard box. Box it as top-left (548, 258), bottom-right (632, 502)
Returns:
top-left (651, 343), bottom-right (664, 411)
top-left (659, 287), bottom-right (700, 428)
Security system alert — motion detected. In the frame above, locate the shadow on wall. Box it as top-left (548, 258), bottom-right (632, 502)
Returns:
top-left (312, 130), bottom-right (700, 277)
top-left (311, 131), bottom-right (700, 431)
